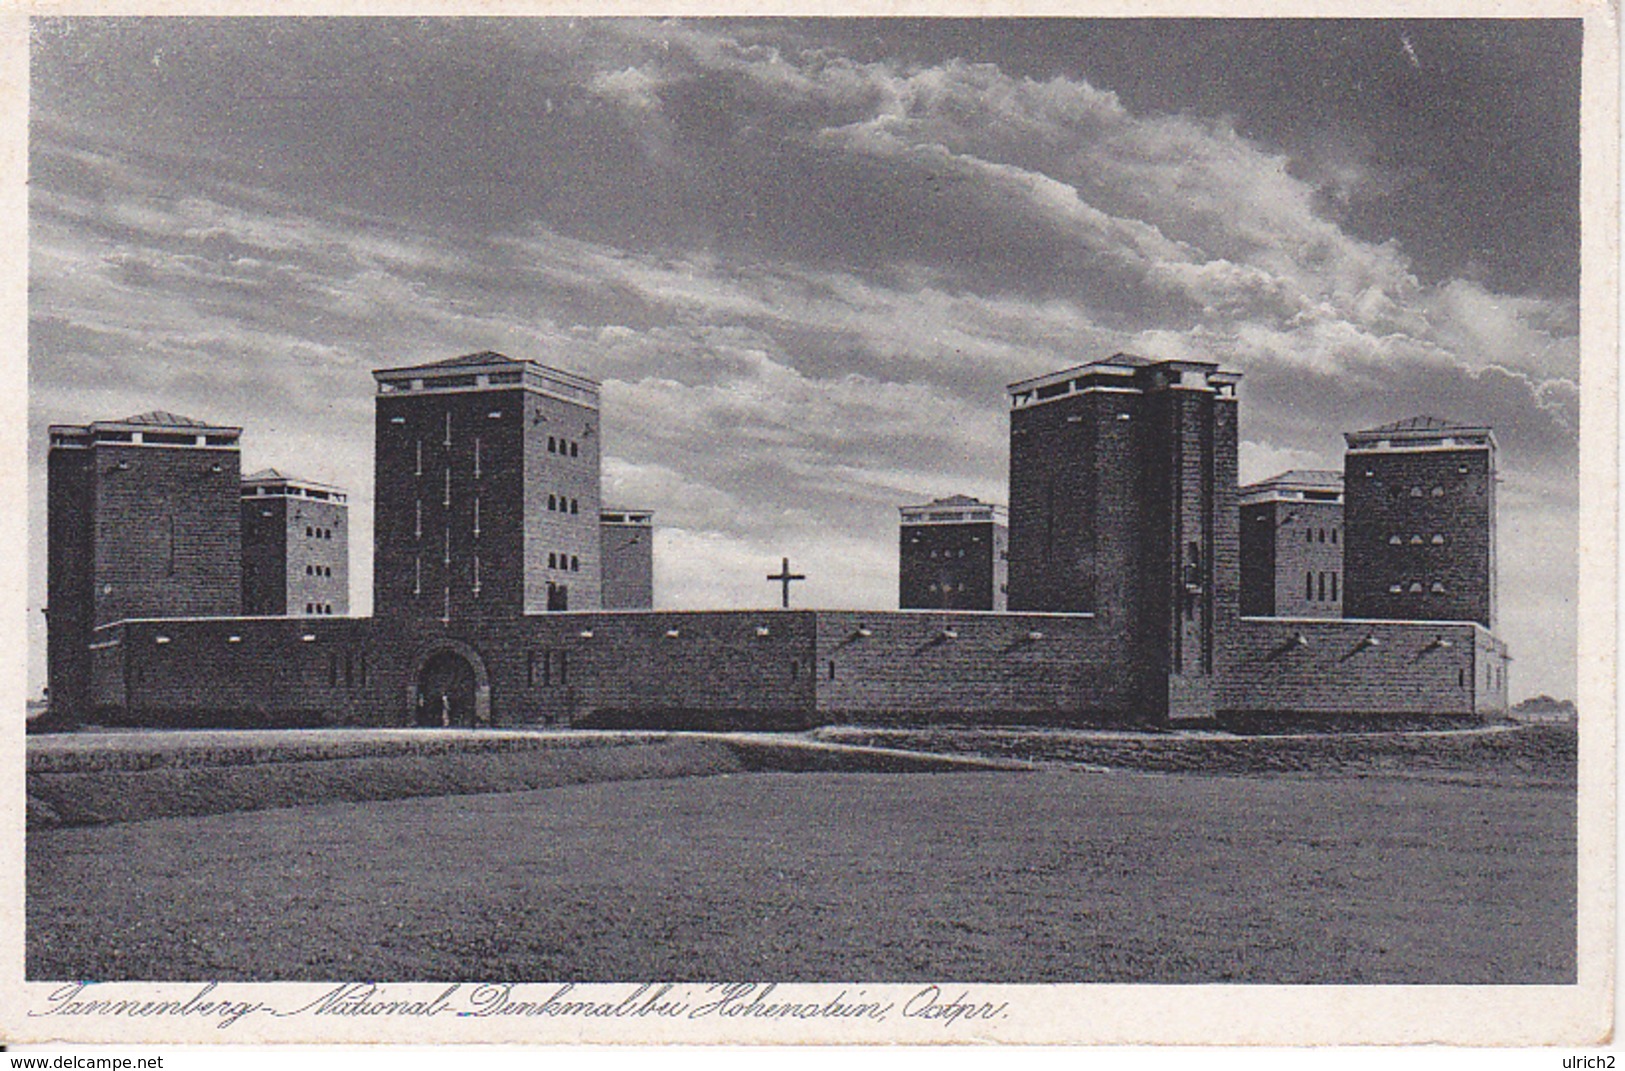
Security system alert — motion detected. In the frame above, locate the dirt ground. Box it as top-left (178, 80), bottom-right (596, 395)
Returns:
top-left (27, 766), bottom-right (1574, 983)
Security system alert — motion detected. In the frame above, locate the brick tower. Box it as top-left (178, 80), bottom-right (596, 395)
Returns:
top-left (898, 494), bottom-right (1008, 611)
top-left (1238, 470), bottom-right (1344, 618)
top-left (1006, 355), bottom-right (1240, 721)
top-left (600, 508), bottom-right (655, 610)
top-left (1342, 417), bottom-right (1496, 628)
top-left (46, 411), bottom-right (243, 719)
top-left (372, 352), bottom-right (602, 624)
top-left (241, 469), bottom-right (351, 616)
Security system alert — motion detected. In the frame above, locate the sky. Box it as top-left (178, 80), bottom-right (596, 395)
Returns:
top-left (26, 17), bottom-right (1584, 701)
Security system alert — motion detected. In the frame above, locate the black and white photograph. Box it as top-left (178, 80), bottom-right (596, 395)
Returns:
top-left (8, 8), bottom-right (1615, 1049)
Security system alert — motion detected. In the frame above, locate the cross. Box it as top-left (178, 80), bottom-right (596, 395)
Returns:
top-left (767, 557), bottom-right (806, 609)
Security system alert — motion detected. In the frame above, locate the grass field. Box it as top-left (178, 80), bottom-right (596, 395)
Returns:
top-left (28, 763), bottom-right (1574, 983)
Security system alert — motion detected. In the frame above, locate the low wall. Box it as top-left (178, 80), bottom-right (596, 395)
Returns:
top-left (80, 609), bottom-right (1509, 731)
top-left (1223, 617), bottom-right (1506, 718)
top-left (811, 610), bottom-right (1131, 725)
top-left (89, 616), bottom-right (375, 726)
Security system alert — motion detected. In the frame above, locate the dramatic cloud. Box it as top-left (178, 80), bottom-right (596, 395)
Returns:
top-left (26, 18), bottom-right (1582, 700)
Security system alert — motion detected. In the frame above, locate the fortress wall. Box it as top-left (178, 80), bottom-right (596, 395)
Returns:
top-left (1223, 617), bottom-right (1494, 718)
top-left (82, 610), bottom-right (1509, 731)
top-left (397, 611), bottom-right (822, 730)
top-left (811, 610), bottom-right (1133, 725)
top-left (88, 616), bottom-right (376, 727)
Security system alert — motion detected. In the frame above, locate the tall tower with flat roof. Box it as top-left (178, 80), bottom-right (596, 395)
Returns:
top-left (46, 411), bottom-right (243, 718)
top-left (1006, 354), bottom-right (1241, 721)
top-left (1239, 470), bottom-right (1344, 618)
top-left (1343, 416), bottom-right (1496, 628)
top-left (898, 495), bottom-right (1008, 611)
top-left (372, 351), bottom-right (602, 623)
top-left (241, 469), bottom-right (351, 616)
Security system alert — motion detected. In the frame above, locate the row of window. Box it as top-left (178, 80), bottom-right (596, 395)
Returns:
top-left (1303, 527), bottom-right (1339, 544)
top-left (1388, 581), bottom-right (1449, 594)
top-left (549, 553), bottom-right (581, 572)
top-left (527, 650), bottom-right (830, 686)
top-left (305, 526), bottom-right (336, 540)
top-left (326, 649), bottom-right (368, 690)
top-left (924, 582), bottom-right (1009, 594)
top-left (528, 649), bottom-right (569, 686)
top-left (411, 433), bottom-right (491, 478)
top-left (1388, 534), bottom-right (1449, 546)
top-left (304, 564), bottom-right (334, 577)
top-left (411, 558), bottom-right (481, 597)
top-left (1362, 462), bottom-right (1475, 481)
top-left (1305, 571), bottom-right (1339, 603)
top-left (548, 436), bottom-right (581, 457)
top-left (547, 494), bottom-right (581, 514)
top-left (305, 602), bottom-right (336, 615)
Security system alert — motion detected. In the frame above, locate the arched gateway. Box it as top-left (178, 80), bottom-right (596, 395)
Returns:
top-left (406, 640), bottom-right (491, 727)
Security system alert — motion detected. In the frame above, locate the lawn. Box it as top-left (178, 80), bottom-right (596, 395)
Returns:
top-left (28, 766), bottom-right (1574, 983)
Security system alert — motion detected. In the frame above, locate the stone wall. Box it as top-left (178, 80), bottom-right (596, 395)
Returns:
top-left (812, 609), bottom-right (1126, 724)
top-left (1223, 616), bottom-right (1504, 718)
top-left (86, 608), bottom-right (1509, 730)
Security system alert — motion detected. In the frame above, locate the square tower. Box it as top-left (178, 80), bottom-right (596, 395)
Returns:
top-left (1006, 355), bottom-right (1240, 721)
top-left (898, 495), bottom-right (1008, 611)
top-left (600, 509), bottom-right (655, 610)
top-left (1343, 417), bottom-right (1497, 628)
top-left (1239, 470), bottom-right (1344, 618)
top-left (241, 469), bottom-right (351, 616)
top-left (373, 352), bottom-right (601, 623)
top-left (46, 411), bottom-right (243, 718)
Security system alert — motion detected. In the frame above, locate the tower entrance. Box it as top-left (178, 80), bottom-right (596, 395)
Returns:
top-left (408, 640), bottom-right (491, 727)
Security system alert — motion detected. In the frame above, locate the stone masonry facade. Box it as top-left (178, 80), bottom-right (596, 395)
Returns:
top-left (56, 351), bottom-right (1513, 730)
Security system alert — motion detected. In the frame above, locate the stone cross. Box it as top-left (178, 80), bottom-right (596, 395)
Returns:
top-left (767, 557), bottom-right (806, 609)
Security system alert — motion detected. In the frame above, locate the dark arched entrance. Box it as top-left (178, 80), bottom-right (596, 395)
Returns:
top-left (406, 639), bottom-right (492, 727)
top-left (414, 649), bottom-right (480, 727)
